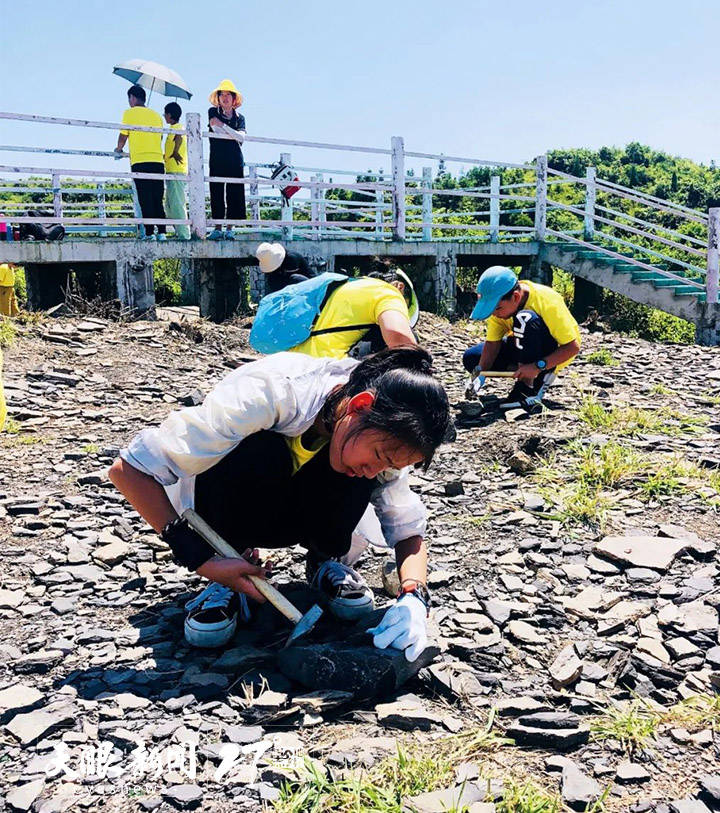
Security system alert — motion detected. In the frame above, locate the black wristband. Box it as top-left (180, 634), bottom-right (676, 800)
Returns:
top-left (161, 516), bottom-right (215, 571)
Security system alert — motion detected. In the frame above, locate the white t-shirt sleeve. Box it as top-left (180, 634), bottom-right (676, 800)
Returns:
top-left (121, 364), bottom-right (297, 485)
top-left (369, 467), bottom-right (427, 547)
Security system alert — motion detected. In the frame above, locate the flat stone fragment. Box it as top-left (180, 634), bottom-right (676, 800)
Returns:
top-left (5, 707), bottom-right (75, 746)
top-left (593, 535), bottom-right (687, 571)
top-left (0, 683), bottom-right (44, 714)
top-left (506, 713), bottom-right (589, 751)
top-left (92, 539), bottom-right (131, 566)
top-left (549, 644), bottom-right (583, 688)
top-left (507, 620), bottom-right (546, 644)
top-left (699, 774), bottom-right (720, 805)
top-left (616, 761), bottom-right (651, 783)
top-left (658, 601), bottom-right (718, 634)
top-left (377, 694), bottom-right (442, 731)
top-left (404, 782), bottom-right (487, 813)
top-left (636, 637), bottom-right (671, 664)
top-left (276, 642), bottom-right (439, 700)
top-left (162, 784), bottom-right (203, 809)
top-left (561, 762), bottom-right (602, 810)
top-left (494, 696), bottom-right (553, 717)
top-left (668, 801), bottom-right (712, 813)
top-left (6, 779), bottom-right (45, 812)
top-left (0, 589), bottom-right (24, 609)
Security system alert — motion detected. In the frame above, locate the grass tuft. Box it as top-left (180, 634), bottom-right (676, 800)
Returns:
top-left (577, 395), bottom-right (706, 437)
top-left (590, 700), bottom-right (661, 754)
top-left (0, 317), bottom-right (17, 349)
top-left (495, 778), bottom-right (563, 813)
top-left (665, 694), bottom-right (720, 732)
top-left (586, 349), bottom-right (619, 367)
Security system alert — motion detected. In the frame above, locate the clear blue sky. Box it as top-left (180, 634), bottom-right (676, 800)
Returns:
top-left (2, 0), bottom-right (719, 177)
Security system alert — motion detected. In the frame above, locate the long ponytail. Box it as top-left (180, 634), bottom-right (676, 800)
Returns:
top-left (322, 346), bottom-right (453, 470)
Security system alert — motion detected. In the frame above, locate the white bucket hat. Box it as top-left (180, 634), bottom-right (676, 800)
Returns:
top-left (256, 242), bottom-right (286, 274)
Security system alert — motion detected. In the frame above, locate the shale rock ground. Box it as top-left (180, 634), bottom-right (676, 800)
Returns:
top-left (0, 310), bottom-right (719, 812)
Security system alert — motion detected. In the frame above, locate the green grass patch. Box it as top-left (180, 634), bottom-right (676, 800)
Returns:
top-left (276, 729), bottom-right (509, 813)
top-left (591, 700), bottom-right (661, 755)
top-left (0, 317), bottom-right (17, 348)
top-left (81, 443), bottom-right (100, 454)
top-left (496, 779), bottom-right (563, 813)
top-left (577, 395), bottom-right (706, 437)
top-left (585, 348), bottom-right (619, 367)
top-left (275, 749), bottom-right (453, 813)
top-left (665, 694), bottom-right (720, 732)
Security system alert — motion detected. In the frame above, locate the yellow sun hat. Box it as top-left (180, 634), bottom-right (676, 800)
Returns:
top-left (209, 79), bottom-right (243, 108)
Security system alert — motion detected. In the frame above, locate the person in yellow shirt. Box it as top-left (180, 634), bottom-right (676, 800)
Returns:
top-left (162, 102), bottom-right (190, 240)
top-left (291, 269), bottom-right (419, 360)
top-left (0, 263), bottom-right (20, 317)
top-left (463, 265), bottom-right (581, 411)
top-left (114, 85), bottom-right (167, 240)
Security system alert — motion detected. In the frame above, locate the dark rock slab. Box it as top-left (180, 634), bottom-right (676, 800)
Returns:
top-left (276, 641), bottom-right (439, 700)
top-left (506, 713), bottom-right (589, 751)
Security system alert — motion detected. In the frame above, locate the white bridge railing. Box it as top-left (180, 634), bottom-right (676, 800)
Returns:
top-left (0, 110), bottom-right (718, 304)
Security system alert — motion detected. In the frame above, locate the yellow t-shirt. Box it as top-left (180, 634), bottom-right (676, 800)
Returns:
top-left (285, 431), bottom-right (328, 475)
top-left (291, 278), bottom-right (409, 360)
top-left (120, 107), bottom-right (164, 165)
top-left (486, 280), bottom-right (581, 370)
top-left (164, 123), bottom-right (187, 174)
top-left (0, 264), bottom-right (15, 287)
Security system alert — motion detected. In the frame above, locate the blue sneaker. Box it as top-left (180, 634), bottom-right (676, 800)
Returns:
top-left (208, 229), bottom-right (224, 240)
top-left (157, 233), bottom-right (167, 242)
top-left (224, 229), bottom-right (236, 240)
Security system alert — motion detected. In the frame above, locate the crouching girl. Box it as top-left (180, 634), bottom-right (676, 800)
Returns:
top-left (108, 346), bottom-right (452, 662)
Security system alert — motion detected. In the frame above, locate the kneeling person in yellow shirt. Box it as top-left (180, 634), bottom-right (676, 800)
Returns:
top-left (291, 268), bottom-right (419, 360)
top-left (463, 266), bottom-right (580, 411)
top-left (0, 263), bottom-right (20, 318)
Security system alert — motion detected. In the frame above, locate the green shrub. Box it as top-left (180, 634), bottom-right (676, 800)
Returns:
top-left (153, 259), bottom-right (182, 305)
top-left (13, 266), bottom-right (27, 306)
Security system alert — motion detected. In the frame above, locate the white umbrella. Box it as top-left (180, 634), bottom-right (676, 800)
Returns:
top-left (113, 59), bottom-right (192, 99)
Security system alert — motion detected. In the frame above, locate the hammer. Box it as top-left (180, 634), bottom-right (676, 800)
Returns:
top-left (182, 509), bottom-right (323, 647)
top-left (466, 369), bottom-right (516, 396)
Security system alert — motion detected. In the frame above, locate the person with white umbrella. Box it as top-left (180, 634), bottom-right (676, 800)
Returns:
top-left (114, 84), bottom-right (167, 240)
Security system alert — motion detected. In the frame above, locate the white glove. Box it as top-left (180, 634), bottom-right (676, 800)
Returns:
top-left (113, 149), bottom-right (124, 161)
top-left (236, 130), bottom-right (245, 145)
top-left (368, 593), bottom-right (427, 662)
top-left (471, 367), bottom-right (486, 393)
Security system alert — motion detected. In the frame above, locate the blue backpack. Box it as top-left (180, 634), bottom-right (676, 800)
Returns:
top-left (249, 272), bottom-right (375, 354)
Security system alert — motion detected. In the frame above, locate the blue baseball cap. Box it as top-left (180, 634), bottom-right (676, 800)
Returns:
top-left (470, 266), bottom-right (519, 320)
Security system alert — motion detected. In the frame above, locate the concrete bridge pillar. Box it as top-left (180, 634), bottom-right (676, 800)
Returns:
top-left (116, 258), bottom-right (156, 318)
top-left (524, 254), bottom-right (553, 286)
top-left (180, 258), bottom-right (198, 305)
top-left (696, 304), bottom-right (720, 346)
top-left (573, 276), bottom-right (604, 321)
top-left (197, 259), bottom-right (254, 322)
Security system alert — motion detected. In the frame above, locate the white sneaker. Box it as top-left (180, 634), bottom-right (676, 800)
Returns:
top-left (184, 582), bottom-right (250, 648)
top-left (307, 559), bottom-right (375, 621)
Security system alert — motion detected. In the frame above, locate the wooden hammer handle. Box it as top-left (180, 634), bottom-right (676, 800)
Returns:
top-left (472, 370), bottom-right (517, 378)
top-left (182, 509), bottom-right (302, 624)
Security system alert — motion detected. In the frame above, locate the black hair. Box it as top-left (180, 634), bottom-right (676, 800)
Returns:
top-left (368, 261), bottom-right (412, 306)
top-left (499, 282), bottom-right (521, 301)
top-left (322, 346), bottom-right (454, 471)
top-left (128, 85), bottom-right (146, 104)
top-left (164, 102), bottom-right (182, 121)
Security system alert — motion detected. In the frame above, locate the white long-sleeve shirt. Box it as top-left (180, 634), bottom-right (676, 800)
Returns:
top-left (120, 352), bottom-right (426, 547)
